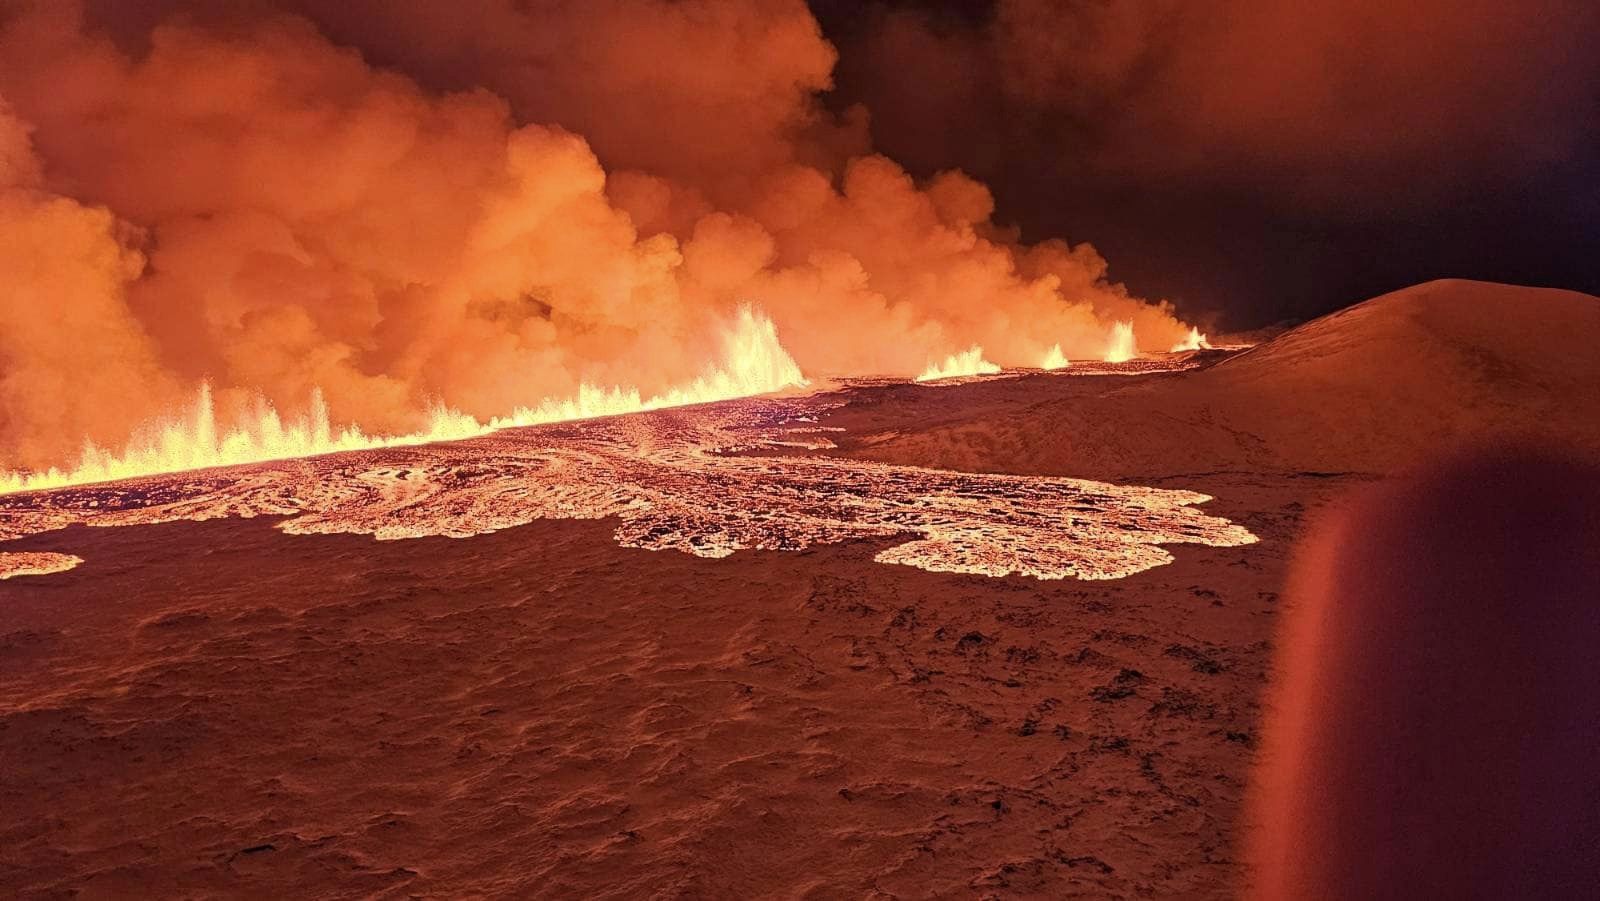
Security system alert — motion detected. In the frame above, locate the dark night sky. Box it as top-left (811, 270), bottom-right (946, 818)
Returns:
top-left (809, 0), bottom-right (1600, 328)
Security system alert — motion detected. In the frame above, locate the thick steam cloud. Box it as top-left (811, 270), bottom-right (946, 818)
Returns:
top-left (0, 0), bottom-right (1195, 473)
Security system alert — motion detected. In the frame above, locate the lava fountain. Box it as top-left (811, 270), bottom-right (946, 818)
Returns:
top-left (916, 347), bottom-right (1002, 382)
top-left (1171, 327), bottom-right (1212, 352)
top-left (0, 306), bottom-right (805, 495)
top-left (1104, 321), bottom-right (1138, 363)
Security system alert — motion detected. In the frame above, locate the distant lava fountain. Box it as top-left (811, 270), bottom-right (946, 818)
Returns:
top-left (0, 306), bottom-right (805, 495)
top-left (1104, 321), bottom-right (1138, 363)
top-left (1171, 327), bottom-right (1212, 352)
top-left (1040, 345), bottom-right (1071, 370)
top-left (916, 347), bottom-right (1002, 382)
top-left (0, 386), bottom-right (489, 498)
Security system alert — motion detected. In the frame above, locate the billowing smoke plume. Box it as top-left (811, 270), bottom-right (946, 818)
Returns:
top-left (0, 0), bottom-right (1194, 471)
top-left (821, 0), bottom-right (1599, 324)
top-left (836, 0), bottom-right (1598, 208)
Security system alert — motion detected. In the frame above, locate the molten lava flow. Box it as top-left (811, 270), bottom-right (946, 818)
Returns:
top-left (0, 551), bottom-right (84, 580)
top-left (1171, 327), bottom-right (1212, 352)
top-left (916, 347), bottom-right (1002, 382)
top-left (0, 307), bottom-right (805, 495)
top-left (1041, 345), bottom-right (1071, 370)
top-left (1104, 321), bottom-right (1138, 363)
top-left (0, 391), bottom-right (1258, 581)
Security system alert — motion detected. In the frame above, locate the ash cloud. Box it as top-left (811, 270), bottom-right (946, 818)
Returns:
top-left (0, 0), bottom-right (1191, 471)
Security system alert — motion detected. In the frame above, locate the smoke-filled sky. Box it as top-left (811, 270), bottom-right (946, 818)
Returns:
top-left (813, 0), bottom-right (1599, 325)
top-left (1, 0), bottom-right (1595, 471)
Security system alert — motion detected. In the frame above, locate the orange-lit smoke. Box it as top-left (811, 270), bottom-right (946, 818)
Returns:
top-left (840, 0), bottom-right (1599, 211)
top-left (0, 1), bottom-right (1197, 475)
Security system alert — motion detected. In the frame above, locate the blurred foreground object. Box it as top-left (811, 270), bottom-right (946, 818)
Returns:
top-left (1249, 445), bottom-right (1600, 898)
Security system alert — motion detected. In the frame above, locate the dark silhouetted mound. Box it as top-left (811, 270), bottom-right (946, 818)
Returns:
top-left (1249, 447), bottom-right (1600, 898)
top-left (848, 280), bottom-right (1600, 478)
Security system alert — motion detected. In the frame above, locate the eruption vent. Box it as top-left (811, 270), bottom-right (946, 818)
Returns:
top-left (1040, 344), bottom-right (1071, 370)
top-left (1, 307), bottom-right (804, 494)
top-left (1171, 327), bottom-right (1212, 352)
top-left (1104, 321), bottom-right (1138, 363)
top-left (916, 347), bottom-right (1003, 382)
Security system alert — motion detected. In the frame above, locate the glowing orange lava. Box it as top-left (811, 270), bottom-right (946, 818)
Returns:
top-left (1171, 327), bottom-right (1212, 352)
top-left (1, 307), bottom-right (804, 496)
top-left (1104, 321), bottom-right (1138, 362)
top-left (0, 551), bottom-right (83, 580)
top-left (0, 383), bottom-right (1257, 582)
top-left (916, 347), bottom-right (1002, 382)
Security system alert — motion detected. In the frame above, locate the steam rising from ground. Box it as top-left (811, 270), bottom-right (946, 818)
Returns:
top-left (0, 1), bottom-right (1197, 476)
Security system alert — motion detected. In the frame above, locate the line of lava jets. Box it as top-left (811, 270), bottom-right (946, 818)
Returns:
top-left (0, 307), bottom-right (806, 495)
top-left (1, 311), bottom-right (1213, 495)
top-left (914, 322), bottom-right (1211, 382)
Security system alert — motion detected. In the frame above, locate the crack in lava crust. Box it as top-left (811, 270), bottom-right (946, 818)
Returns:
top-left (0, 395), bottom-right (1256, 580)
